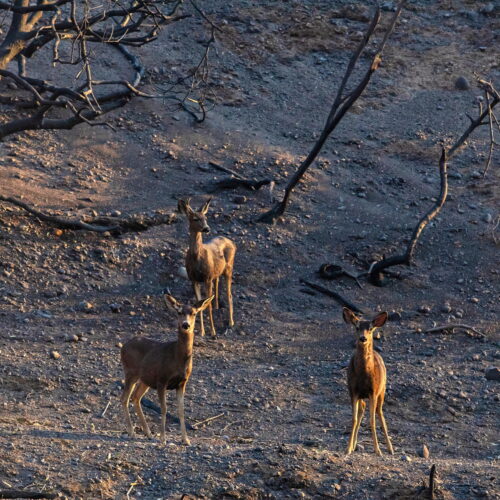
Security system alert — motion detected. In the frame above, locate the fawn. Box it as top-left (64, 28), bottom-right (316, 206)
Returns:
top-left (120, 294), bottom-right (213, 445)
top-left (343, 307), bottom-right (394, 456)
top-left (178, 197), bottom-right (236, 337)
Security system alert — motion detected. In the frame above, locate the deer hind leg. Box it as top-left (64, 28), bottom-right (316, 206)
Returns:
top-left (214, 277), bottom-right (220, 310)
top-left (224, 267), bottom-right (234, 328)
top-left (206, 279), bottom-right (216, 337)
top-left (370, 395), bottom-right (382, 456)
top-left (347, 397), bottom-right (360, 454)
top-left (377, 393), bottom-right (394, 454)
top-left (158, 385), bottom-right (167, 445)
top-left (131, 382), bottom-right (152, 439)
top-left (176, 382), bottom-right (190, 445)
top-left (352, 399), bottom-right (366, 451)
top-left (121, 376), bottom-right (138, 437)
top-left (193, 282), bottom-right (205, 336)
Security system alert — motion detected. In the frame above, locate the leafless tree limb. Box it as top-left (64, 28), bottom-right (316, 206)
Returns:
top-left (257, 1), bottom-right (406, 223)
top-left (367, 80), bottom-right (499, 286)
top-left (0, 195), bottom-right (177, 234)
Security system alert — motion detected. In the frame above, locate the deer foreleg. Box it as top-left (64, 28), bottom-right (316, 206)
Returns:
top-left (370, 396), bottom-right (382, 456)
top-left (206, 280), bottom-right (216, 337)
top-left (352, 399), bottom-right (366, 451)
top-left (347, 398), bottom-right (359, 454)
top-left (377, 396), bottom-right (394, 454)
top-left (193, 282), bottom-right (205, 336)
top-left (225, 268), bottom-right (234, 328)
top-left (158, 385), bottom-right (167, 445)
top-left (214, 277), bottom-right (220, 309)
top-left (176, 383), bottom-right (190, 445)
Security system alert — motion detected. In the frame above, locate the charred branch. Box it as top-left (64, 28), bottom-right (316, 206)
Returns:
top-left (258, 1), bottom-right (406, 223)
top-left (299, 279), bottom-right (364, 314)
top-left (0, 195), bottom-right (177, 235)
top-left (367, 80), bottom-right (499, 286)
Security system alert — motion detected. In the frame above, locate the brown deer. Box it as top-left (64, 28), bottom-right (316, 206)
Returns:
top-left (178, 197), bottom-right (236, 337)
top-left (120, 294), bottom-right (213, 445)
top-left (343, 307), bottom-right (394, 456)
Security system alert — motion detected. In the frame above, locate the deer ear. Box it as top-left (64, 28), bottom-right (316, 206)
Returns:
top-left (372, 312), bottom-right (388, 328)
top-left (194, 295), bottom-right (214, 313)
top-left (165, 294), bottom-right (182, 313)
top-left (343, 307), bottom-right (359, 325)
top-left (178, 198), bottom-right (193, 215)
top-left (199, 197), bottom-right (212, 215)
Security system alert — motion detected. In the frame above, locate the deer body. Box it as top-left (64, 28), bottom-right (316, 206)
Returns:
top-left (343, 308), bottom-right (394, 456)
top-left (179, 198), bottom-right (236, 337)
top-left (120, 295), bottom-right (212, 445)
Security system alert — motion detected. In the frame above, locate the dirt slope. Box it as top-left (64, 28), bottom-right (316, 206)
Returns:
top-left (0, 1), bottom-right (499, 499)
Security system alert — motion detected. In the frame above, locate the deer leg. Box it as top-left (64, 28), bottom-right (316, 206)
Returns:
top-left (206, 280), bottom-right (216, 337)
top-left (158, 385), bottom-right (167, 445)
top-left (121, 376), bottom-right (138, 438)
top-left (225, 267), bottom-right (234, 328)
top-left (214, 277), bottom-right (220, 309)
top-left (352, 399), bottom-right (366, 451)
top-left (347, 398), bottom-right (359, 454)
top-left (193, 282), bottom-right (205, 336)
top-left (176, 382), bottom-right (190, 445)
top-left (377, 395), bottom-right (394, 454)
top-left (131, 382), bottom-right (152, 439)
top-left (370, 395), bottom-right (382, 456)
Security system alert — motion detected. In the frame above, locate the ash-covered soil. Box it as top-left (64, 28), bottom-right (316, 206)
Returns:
top-left (0, 1), bottom-right (499, 499)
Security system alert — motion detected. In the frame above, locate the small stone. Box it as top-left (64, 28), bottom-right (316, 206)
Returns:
top-left (109, 303), bottom-right (121, 313)
top-left (485, 367), bottom-right (500, 381)
top-left (116, 342), bottom-right (123, 348)
top-left (455, 76), bottom-right (470, 90)
top-left (419, 444), bottom-right (430, 459)
top-left (78, 301), bottom-right (93, 312)
top-left (51, 351), bottom-right (61, 360)
top-left (418, 305), bottom-right (431, 314)
top-left (471, 171), bottom-right (482, 179)
top-left (401, 455), bottom-right (412, 462)
top-left (441, 303), bottom-right (452, 313)
top-left (66, 334), bottom-right (79, 343)
top-left (233, 195), bottom-right (247, 204)
top-left (110, 210), bottom-right (122, 217)
top-left (470, 297), bottom-right (479, 304)
top-left (483, 213), bottom-right (492, 223)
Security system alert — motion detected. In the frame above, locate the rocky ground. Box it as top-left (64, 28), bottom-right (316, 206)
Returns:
top-left (0, 0), bottom-right (499, 499)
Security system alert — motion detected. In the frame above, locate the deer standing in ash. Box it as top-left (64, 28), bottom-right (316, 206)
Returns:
top-left (120, 294), bottom-right (213, 445)
top-left (343, 307), bottom-right (394, 456)
top-left (178, 198), bottom-right (236, 337)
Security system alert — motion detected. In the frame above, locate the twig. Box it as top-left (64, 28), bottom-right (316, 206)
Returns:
top-left (208, 161), bottom-right (272, 191)
top-left (402, 324), bottom-right (483, 336)
top-left (100, 400), bottom-right (111, 418)
top-left (299, 279), bottom-right (364, 313)
top-left (192, 412), bottom-right (225, 429)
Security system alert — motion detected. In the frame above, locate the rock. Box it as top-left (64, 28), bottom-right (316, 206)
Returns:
top-left (233, 195), bottom-right (247, 204)
top-left (78, 301), bottom-right (94, 312)
top-left (109, 303), bottom-right (121, 313)
top-left (419, 444), bottom-right (430, 459)
top-left (177, 266), bottom-right (188, 279)
top-left (483, 213), bottom-right (492, 223)
top-left (110, 210), bottom-right (122, 217)
top-left (441, 303), bottom-right (452, 313)
top-left (51, 351), bottom-right (61, 360)
top-left (401, 455), bottom-right (412, 462)
top-left (470, 297), bottom-right (479, 304)
top-left (455, 76), bottom-right (470, 90)
top-left (66, 334), bottom-right (79, 343)
top-left (471, 170), bottom-right (482, 179)
top-left (418, 305), bottom-right (431, 314)
top-left (485, 367), bottom-right (500, 381)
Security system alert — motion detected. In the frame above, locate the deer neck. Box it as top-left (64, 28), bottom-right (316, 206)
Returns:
top-left (176, 329), bottom-right (194, 362)
top-left (188, 229), bottom-right (204, 260)
top-left (355, 340), bottom-right (374, 372)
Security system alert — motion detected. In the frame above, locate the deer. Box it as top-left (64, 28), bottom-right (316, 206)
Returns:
top-left (120, 294), bottom-right (213, 445)
top-left (177, 197), bottom-right (236, 337)
top-left (343, 307), bottom-right (394, 456)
